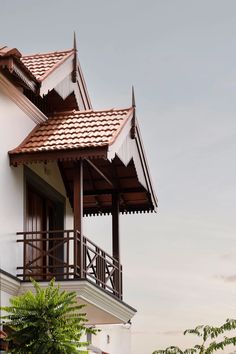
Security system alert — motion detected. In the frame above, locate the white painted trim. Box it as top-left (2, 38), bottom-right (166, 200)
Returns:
top-left (0, 73), bottom-right (47, 124)
top-left (20, 280), bottom-right (136, 324)
top-left (54, 76), bottom-right (74, 100)
top-left (73, 281), bottom-right (135, 323)
top-left (107, 115), bottom-right (133, 162)
top-left (54, 77), bottom-right (87, 111)
top-left (107, 114), bottom-right (148, 188)
top-left (40, 55), bottom-right (74, 97)
top-left (74, 83), bottom-right (86, 110)
top-left (107, 115), bottom-right (157, 207)
top-left (40, 56), bottom-right (89, 111)
top-left (0, 272), bottom-right (20, 296)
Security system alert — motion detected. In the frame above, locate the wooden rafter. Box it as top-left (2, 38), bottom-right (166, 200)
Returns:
top-left (112, 163), bottom-right (127, 209)
top-left (83, 186), bottom-right (145, 196)
top-left (86, 162), bottom-right (103, 209)
top-left (85, 158), bottom-right (114, 188)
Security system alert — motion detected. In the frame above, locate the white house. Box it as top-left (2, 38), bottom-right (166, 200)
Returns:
top-left (0, 37), bottom-right (157, 353)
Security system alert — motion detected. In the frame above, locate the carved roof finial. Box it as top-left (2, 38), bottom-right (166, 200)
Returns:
top-left (73, 31), bottom-right (77, 52)
top-left (72, 31), bottom-right (78, 83)
top-left (131, 85), bottom-right (136, 139)
top-left (132, 85), bottom-right (136, 108)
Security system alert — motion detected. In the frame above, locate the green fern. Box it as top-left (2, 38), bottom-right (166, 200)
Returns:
top-left (0, 278), bottom-right (95, 353)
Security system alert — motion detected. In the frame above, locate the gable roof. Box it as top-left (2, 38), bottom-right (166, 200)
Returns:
top-left (0, 42), bottom-right (92, 109)
top-left (21, 49), bottom-right (74, 81)
top-left (9, 107), bottom-right (133, 155)
top-left (9, 106), bottom-right (157, 214)
top-left (4, 41), bottom-right (157, 214)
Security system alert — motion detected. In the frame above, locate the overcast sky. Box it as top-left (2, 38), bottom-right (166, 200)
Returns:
top-left (1, 1), bottom-right (236, 353)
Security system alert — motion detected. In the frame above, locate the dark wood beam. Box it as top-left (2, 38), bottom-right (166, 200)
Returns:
top-left (58, 161), bottom-right (71, 199)
top-left (73, 160), bottom-right (83, 231)
top-left (112, 193), bottom-right (120, 261)
top-left (85, 158), bottom-right (114, 187)
top-left (83, 187), bottom-right (144, 196)
top-left (73, 160), bottom-right (84, 278)
top-left (86, 162), bottom-right (102, 208)
top-left (112, 163), bottom-right (127, 209)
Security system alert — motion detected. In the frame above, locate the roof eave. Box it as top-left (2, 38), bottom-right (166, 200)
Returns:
top-left (0, 56), bottom-right (38, 93)
top-left (9, 146), bottom-right (108, 166)
top-left (108, 111), bottom-right (158, 212)
top-left (135, 122), bottom-right (158, 210)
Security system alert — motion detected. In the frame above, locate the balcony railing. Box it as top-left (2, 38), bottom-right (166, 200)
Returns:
top-left (17, 230), bottom-right (122, 300)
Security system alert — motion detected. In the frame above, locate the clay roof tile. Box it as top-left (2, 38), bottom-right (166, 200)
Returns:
top-left (10, 107), bottom-right (133, 155)
top-left (21, 49), bottom-right (74, 81)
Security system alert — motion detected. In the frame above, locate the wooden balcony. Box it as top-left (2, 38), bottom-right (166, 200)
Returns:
top-left (17, 230), bottom-right (122, 300)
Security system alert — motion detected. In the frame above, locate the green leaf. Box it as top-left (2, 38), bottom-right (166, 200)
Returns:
top-left (0, 278), bottom-right (96, 354)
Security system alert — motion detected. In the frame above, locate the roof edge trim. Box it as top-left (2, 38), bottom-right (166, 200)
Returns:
top-left (9, 147), bottom-right (108, 166)
top-left (0, 72), bottom-right (47, 124)
top-left (37, 50), bottom-right (74, 82)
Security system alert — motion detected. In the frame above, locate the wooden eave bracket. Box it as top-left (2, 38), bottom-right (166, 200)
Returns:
top-left (85, 158), bottom-right (114, 188)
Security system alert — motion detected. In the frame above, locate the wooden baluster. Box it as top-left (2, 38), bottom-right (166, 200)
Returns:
top-left (102, 251), bottom-right (106, 290)
top-left (95, 246), bottom-right (99, 286)
top-left (23, 233), bottom-right (26, 281)
top-left (74, 230), bottom-right (77, 277)
top-left (83, 237), bottom-right (86, 279)
top-left (119, 264), bottom-right (123, 300)
top-left (66, 231), bottom-right (69, 279)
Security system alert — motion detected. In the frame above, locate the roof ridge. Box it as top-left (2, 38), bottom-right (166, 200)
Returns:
top-left (51, 107), bottom-right (133, 116)
top-left (22, 48), bottom-right (74, 58)
top-left (21, 49), bottom-right (74, 82)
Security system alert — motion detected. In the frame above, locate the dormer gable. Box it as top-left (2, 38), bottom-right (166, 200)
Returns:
top-left (0, 36), bottom-right (91, 115)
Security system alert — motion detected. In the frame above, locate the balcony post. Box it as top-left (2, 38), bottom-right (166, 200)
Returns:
top-left (112, 192), bottom-right (120, 295)
top-left (112, 192), bottom-right (120, 261)
top-left (73, 159), bottom-right (84, 278)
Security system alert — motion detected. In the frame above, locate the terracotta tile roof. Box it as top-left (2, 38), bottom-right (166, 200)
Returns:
top-left (0, 45), bottom-right (21, 58)
top-left (21, 49), bottom-right (74, 81)
top-left (10, 107), bottom-right (133, 154)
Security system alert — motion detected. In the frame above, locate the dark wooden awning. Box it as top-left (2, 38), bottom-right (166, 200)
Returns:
top-left (59, 156), bottom-right (155, 215)
top-left (9, 107), bottom-right (157, 214)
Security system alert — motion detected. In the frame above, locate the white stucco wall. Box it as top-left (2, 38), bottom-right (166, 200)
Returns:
top-left (91, 324), bottom-right (132, 354)
top-left (0, 84), bottom-right (73, 278)
top-left (28, 162), bottom-right (73, 230)
top-left (0, 87), bottom-right (35, 275)
top-left (0, 289), bottom-right (11, 309)
top-left (0, 77), bottom-right (129, 335)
